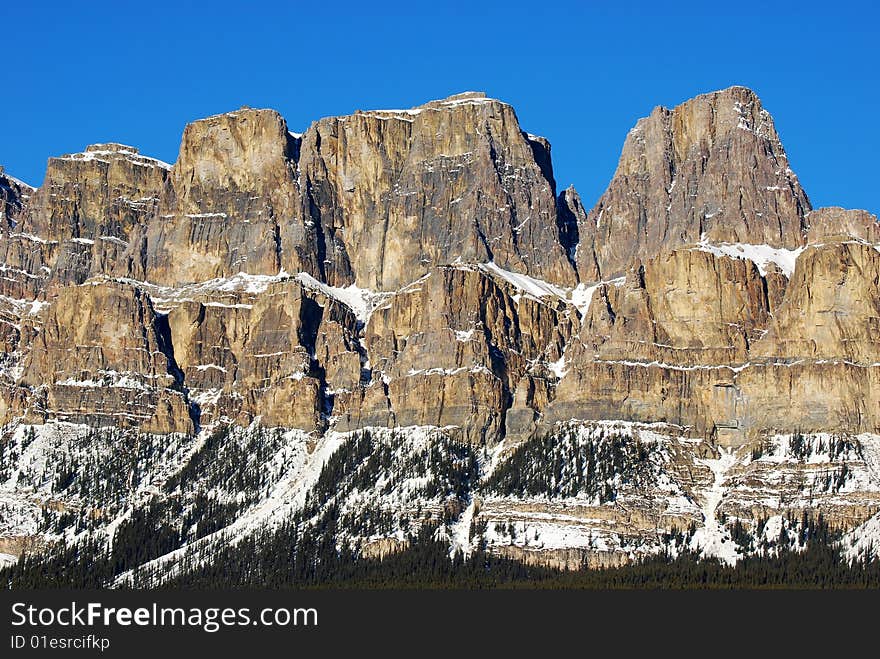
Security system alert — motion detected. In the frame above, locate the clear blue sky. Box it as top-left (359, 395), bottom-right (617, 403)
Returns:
top-left (3, 1), bottom-right (877, 215)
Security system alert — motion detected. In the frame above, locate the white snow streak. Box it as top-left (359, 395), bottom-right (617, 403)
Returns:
top-left (690, 448), bottom-right (740, 565)
top-left (449, 499), bottom-right (476, 558)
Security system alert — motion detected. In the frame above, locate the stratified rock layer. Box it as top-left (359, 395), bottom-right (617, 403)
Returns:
top-left (0, 87), bottom-right (877, 446)
top-left (575, 86), bottom-right (811, 280)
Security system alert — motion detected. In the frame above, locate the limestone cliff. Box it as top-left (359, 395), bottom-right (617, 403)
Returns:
top-left (297, 92), bottom-right (576, 290)
top-left (1, 87), bottom-right (877, 444)
top-left (575, 86), bottom-right (811, 280)
top-left (2, 87), bottom-right (880, 573)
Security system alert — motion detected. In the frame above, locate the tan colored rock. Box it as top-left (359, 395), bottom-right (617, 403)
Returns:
top-left (296, 92), bottom-right (576, 290)
top-left (581, 248), bottom-right (772, 367)
top-left (0, 233), bottom-right (56, 299)
top-left (388, 369), bottom-right (507, 444)
top-left (141, 109), bottom-right (303, 285)
top-left (332, 382), bottom-right (395, 431)
top-left (16, 279), bottom-right (191, 432)
top-left (3, 87), bottom-right (879, 448)
top-left (23, 144), bottom-right (168, 243)
top-left (365, 265), bottom-right (572, 387)
top-left (558, 186), bottom-right (600, 283)
top-left (751, 241), bottom-right (880, 363)
top-left (805, 207), bottom-right (880, 245)
top-left (165, 279), bottom-right (334, 431)
top-left (736, 362), bottom-right (880, 435)
top-left (21, 144), bottom-right (169, 286)
top-left (21, 280), bottom-right (175, 389)
top-left (1, 145), bottom-right (169, 298)
top-left (361, 264), bottom-right (574, 441)
top-left (578, 86), bottom-right (810, 280)
top-left (504, 374), bottom-right (555, 443)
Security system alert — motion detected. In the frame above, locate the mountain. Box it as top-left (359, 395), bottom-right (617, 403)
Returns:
top-left (1, 88), bottom-right (879, 583)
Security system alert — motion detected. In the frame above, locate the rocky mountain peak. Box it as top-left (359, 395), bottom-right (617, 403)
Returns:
top-left (171, 107), bottom-right (295, 190)
top-left (84, 142), bottom-right (141, 154)
top-left (420, 90), bottom-right (494, 109)
top-left (295, 90), bottom-right (576, 290)
top-left (664, 85), bottom-right (773, 159)
top-left (578, 85), bottom-right (811, 281)
top-left (2, 88), bottom-right (880, 579)
top-left (435, 90), bottom-right (488, 101)
top-left (53, 143), bottom-right (171, 170)
top-left (1, 88), bottom-right (877, 441)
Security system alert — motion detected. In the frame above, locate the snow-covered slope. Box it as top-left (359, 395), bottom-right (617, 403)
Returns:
top-left (5, 416), bottom-right (878, 583)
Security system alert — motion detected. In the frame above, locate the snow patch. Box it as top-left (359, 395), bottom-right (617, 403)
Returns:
top-left (478, 262), bottom-right (567, 300)
top-left (844, 511), bottom-right (880, 561)
top-left (449, 498), bottom-right (476, 558)
top-left (294, 272), bottom-right (385, 324)
top-left (60, 148), bottom-right (172, 170)
top-left (570, 282), bottom-right (601, 317)
top-left (696, 239), bottom-right (803, 277)
top-left (690, 448), bottom-right (740, 565)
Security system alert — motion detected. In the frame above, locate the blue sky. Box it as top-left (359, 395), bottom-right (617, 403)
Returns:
top-left (3, 1), bottom-right (877, 214)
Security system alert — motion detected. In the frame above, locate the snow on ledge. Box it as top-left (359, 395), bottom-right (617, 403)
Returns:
top-left (695, 238), bottom-right (803, 277)
top-left (1, 172), bottom-right (35, 191)
top-left (468, 262), bottom-right (625, 319)
top-left (58, 147), bottom-right (172, 170)
top-left (295, 272), bottom-right (386, 324)
top-left (478, 261), bottom-right (568, 301)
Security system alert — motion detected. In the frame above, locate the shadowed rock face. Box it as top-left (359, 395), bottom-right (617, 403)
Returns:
top-left (0, 171), bottom-right (31, 230)
top-left (0, 87), bottom-right (877, 445)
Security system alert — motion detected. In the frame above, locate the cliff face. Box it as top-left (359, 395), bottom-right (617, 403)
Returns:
top-left (2, 87), bottom-right (878, 443)
top-left (141, 109), bottom-right (299, 285)
top-left (297, 92), bottom-right (576, 290)
top-left (0, 171), bottom-right (31, 230)
top-left (118, 93), bottom-right (576, 292)
top-left (2, 87), bottom-right (880, 573)
top-left (574, 86), bottom-right (811, 281)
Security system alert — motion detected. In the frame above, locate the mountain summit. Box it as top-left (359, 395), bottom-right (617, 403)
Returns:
top-left (1, 88), bottom-right (879, 582)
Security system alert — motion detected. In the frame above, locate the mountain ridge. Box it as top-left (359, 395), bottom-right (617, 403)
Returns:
top-left (1, 87), bottom-right (880, 581)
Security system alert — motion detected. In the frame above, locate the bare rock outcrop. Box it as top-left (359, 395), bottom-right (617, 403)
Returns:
top-left (16, 279), bottom-right (192, 433)
top-left (1, 86), bottom-right (877, 445)
top-left (751, 240), bottom-right (880, 363)
top-left (577, 86), bottom-right (811, 280)
top-left (805, 207), bottom-right (880, 245)
top-left (141, 108), bottom-right (302, 285)
top-left (296, 92), bottom-right (576, 290)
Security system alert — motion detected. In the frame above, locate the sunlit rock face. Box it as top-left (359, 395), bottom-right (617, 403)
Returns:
top-left (575, 86), bottom-right (811, 281)
top-left (2, 87), bottom-right (878, 443)
top-left (2, 88), bottom-right (880, 577)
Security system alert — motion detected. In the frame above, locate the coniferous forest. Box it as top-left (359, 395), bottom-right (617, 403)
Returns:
top-left (3, 513), bottom-right (879, 589)
top-left (3, 426), bottom-right (879, 591)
